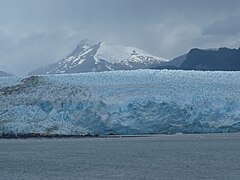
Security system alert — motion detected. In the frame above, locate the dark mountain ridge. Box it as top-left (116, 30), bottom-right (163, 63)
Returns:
top-left (181, 47), bottom-right (240, 71)
top-left (153, 47), bottom-right (240, 71)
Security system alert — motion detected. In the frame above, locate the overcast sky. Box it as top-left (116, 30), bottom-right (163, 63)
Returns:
top-left (0, 0), bottom-right (240, 74)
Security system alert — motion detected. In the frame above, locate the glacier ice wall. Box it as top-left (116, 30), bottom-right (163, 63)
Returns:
top-left (1, 70), bottom-right (240, 135)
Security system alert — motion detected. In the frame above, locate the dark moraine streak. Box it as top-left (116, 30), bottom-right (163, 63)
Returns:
top-left (0, 134), bottom-right (240, 180)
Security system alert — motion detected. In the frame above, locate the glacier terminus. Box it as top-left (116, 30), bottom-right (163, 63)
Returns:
top-left (0, 70), bottom-right (240, 136)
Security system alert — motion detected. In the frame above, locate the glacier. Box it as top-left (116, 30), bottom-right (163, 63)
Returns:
top-left (1, 70), bottom-right (240, 135)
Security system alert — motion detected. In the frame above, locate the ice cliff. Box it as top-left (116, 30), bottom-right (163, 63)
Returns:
top-left (1, 70), bottom-right (240, 135)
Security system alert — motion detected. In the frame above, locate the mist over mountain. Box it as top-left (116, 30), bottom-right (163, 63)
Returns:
top-left (0, 71), bottom-right (11, 77)
top-left (0, 66), bottom-right (13, 77)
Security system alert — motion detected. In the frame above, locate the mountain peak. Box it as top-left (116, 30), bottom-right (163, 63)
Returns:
top-left (29, 42), bottom-right (169, 75)
top-left (68, 39), bottom-right (92, 56)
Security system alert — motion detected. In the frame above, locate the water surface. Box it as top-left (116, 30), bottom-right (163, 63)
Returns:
top-left (0, 134), bottom-right (240, 180)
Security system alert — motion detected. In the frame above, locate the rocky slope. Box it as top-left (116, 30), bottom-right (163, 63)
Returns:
top-left (153, 47), bottom-right (240, 71)
top-left (181, 47), bottom-right (240, 71)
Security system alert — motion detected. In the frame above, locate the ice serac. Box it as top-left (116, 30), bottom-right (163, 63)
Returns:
top-left (29, 41), bottom-right (169, 75)
top-left (1, 70), bottom-right (240, 135)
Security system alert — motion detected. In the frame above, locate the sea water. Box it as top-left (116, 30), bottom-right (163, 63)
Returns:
top-left (0, 134), bottom-right (240, 180)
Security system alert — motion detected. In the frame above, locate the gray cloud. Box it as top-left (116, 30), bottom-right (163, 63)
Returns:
top-left (203, 16), bottom-right (240, 36)
top-left (0, 0), bottom-right (240, 74)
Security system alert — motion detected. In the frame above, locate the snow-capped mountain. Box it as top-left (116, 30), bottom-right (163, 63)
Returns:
top-left (29, 41), bottom-right (169, 75)
top-left (1, 70), bottom-right (240, 135)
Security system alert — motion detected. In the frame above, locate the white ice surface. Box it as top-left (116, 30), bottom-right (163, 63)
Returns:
top-left (1, 70), bottom-right (240, 135)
